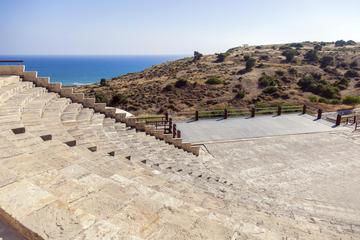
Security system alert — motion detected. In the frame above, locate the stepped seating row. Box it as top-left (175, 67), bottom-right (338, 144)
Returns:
top-left (0, 74), bottom-right (286, 240)
top-left (0, 69), bottom-right (354, 239)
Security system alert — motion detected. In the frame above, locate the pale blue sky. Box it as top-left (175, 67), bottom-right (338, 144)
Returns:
top-left (1, 0), bottom-right (359, 55)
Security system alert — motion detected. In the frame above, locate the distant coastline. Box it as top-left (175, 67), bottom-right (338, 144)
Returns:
top-left (0, 55), bottom-right (187, 86)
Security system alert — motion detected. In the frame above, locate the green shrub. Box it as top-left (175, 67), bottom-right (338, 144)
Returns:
top-left (95, 93), bottom-right (109, 104)
top-left (342, 95), bottom-right (360, 106)
top-left (216, 52), bottom-right (229, 62)
top-left (304, 50), bottom-right (318, 62)
top-left (110, 93), bottom-right (127, 105)
top-left (319, 98), bottom-right (330, 104)
top-left (255, 46), bottom-right (262, 49)
top-left (298, 74), bottom-right (340, 99)
top-left (350, 60), bottom-right (358, 69)
top-left (256, 63), bottom-right (267, 68)
top-left (260, 55), bottom-right (269, 61)
top-left (175, 78), bottom-right (188, 87)
top-left (245, 58), bottom-right (256, 70)
top-left (289, 43), bottom-right (303, 48)
top-left (311, 72), bottom-right (322, 80)
top-left (333, 78), bottom-right (349, 90)
top-left (344, 69), bottom-right (359, 78)
top-left (205, 77), bottom-right (223, 85)
top-left (243, 55), bottom-right (250, 61)
top-left (275, 70), bottom-right (285, 76)
top-left (193, 51), bottom-right (203, 61)
top-left (258, 74), bottom-right (276, 88)
top-left (262, 86), bottom-right (279, 95)
top-left (314, 45), bottom-right (322, 51)
top-left (100, 78), bottom-right (107, 86)
top-left (163, 84), bottom-right (174, 91)
top-left (319, 56), bottom-right (334, 68)
top-left (347, 40), bottom-right (356, 45)
top-left (335, 40), bottom-right (346, 47)
top-left (288, 67), bottom-right (298, 75)
top-left (282, 49), bottom-right (299, 62)
top-left (308, 95), bottom-right (319, 102)
top-left (235, 90), bottom-right (246, 99)
top-left (330, 99), bottom-right (341, 105)
top-left (355, 82), bottom-right (360, 88)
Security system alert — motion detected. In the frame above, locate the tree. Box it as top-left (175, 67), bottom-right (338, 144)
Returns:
top-left (100, 78), bottom-right (107, 86)
top-left (335, 40), bottom-right (346, 47)
top-left (245, 58), bottom-right (256, 71)
top-left (344, 69), bottom-right (359, 78)
top-left (282, 49), bottom-right (299, 62)
top-left (319, 56), bottom-right (334, 68)
top-left (215, 53), bottom-right (229, 62)
top-left (346, 40), bottom-right (356, 45)
top-left (193, 51), bottom-right (203, 61)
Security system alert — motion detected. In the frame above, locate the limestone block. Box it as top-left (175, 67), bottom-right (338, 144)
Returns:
top-left (36, 77), bottom-right (50, 87)
top-left (71, 93), bottom-right (84, 103)
top-left (94, 103), bottom-right (106, 112)
top-left (21, 71), bottom-right (37, 82)
top-left (83, 98), bottom-right (95, 108)
top-left (0, 65), bottom-right (24, 75)
top-left (135, 121), bottom-right (145, 131)
top-left (190, 146), bottom-right (200, 156)
top-left (48, 83), bottom-right (62, 93)
top-left (164, 134), bottom-right (173, 144)
top-left (60, 87), bottom-right (73, 98)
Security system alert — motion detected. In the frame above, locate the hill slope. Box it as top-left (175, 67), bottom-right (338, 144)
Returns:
top-left (75, 41), bottom-right (360, 115)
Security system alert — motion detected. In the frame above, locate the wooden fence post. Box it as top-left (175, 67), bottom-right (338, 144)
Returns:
top-left (224, 109), bottom-right (228, 119)
top-left (169, 118), bottom-right (172, 133)
top-left (165, 112), bottom-right (168, 121)
top-left (251, 108), bottom-right (255, 118)
top-left (173, 124), bottom-right (176, 138)
top-left (195, 111), bottom-right (199, 121)
top-left (177, 130), bottom-right (181, 138)
top-left (335, 114), bottom-right (341, 126)
top-left (317, 109), bottom-right (322, 120)
top-left (302, 105), bottom-right (306, 114)
top-left (277, 106), bottom-right (282, 116)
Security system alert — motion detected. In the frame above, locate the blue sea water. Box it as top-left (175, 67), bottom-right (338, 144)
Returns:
top-left (0, 55), bottom-right (186, 86)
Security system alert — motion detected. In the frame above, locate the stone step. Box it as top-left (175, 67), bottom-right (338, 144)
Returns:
top-left (0, 75), bottom-right (20, 87)
top-left (0, 81), bottom-right (33, 103)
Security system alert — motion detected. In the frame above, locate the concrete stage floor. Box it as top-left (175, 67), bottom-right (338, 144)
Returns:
top-left (175, 113), bottom-right (346, 143)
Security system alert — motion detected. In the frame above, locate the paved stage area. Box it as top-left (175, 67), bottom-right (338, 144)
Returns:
top-left (198, 129), bottom-right (360, 233)
top-left (175, 114), bottom-right (346, 143)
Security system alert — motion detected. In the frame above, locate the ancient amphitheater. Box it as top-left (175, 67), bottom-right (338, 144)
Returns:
top-left (0, 65), bottom-right (360, 240)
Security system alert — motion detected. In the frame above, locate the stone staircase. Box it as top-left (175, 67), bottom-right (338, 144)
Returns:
top-left (0, 67), bottom-right (358, 239)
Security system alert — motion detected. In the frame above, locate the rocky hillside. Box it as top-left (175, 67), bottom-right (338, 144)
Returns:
top-left (75, 40), bottom-right (360, 115)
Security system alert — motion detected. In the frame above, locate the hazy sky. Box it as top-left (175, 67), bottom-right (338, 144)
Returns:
top-left (1, 0), bottom-right (359, 55)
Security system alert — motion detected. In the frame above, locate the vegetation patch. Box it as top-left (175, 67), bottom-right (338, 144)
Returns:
top-left (175, 78), bottom-right (188, 87)
top-left (342, 95), bottom-right (360, 106)
top-left (258, 74), bottom-right (276, 88)
top-left (206, 77), bottom-right (223, 85)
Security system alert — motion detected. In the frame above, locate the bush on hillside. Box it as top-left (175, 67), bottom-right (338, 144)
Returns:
top-left (330, 99), bottom-right (341, 105)
top-left (335, 40), bottom-right (347, 47)
top-left (288, 67), bottom-right (298, 75)
top-left (355, 82), bottom-right (360, 88)
top-left (319, 56), bottom-right (334, 68)
top-left (275, 70), bottom-right (285, 76)
top-left (110, 93), bottom-right (128, 106)
top-left (314, 45), bottom-right (322, 51)
top-left (262, 86), bottom-right (279, 95)
top-left (342, 95), bottom-right (360, 106)
top-left (298, 74), bottom-right (340, 99)
top-left (344, 69), bottom-right (359, 78)
top-left (215, 52), bottom-right (229, 62)
top-left (193, 51), bottom-right (203, 61)
top-left (95, 93), bottom-right (109, 104)
top-left (350, 60), bottom-right (358, 69)
top-left (282, 49), bottom-right (299, 62)
top-left (245, 58), bottom-right (256, 70)
top-left (308, 95), bottom-right (319, 102)
top-left (100, 78), bottom-right (107, 86)
top-left (260, 55), bottom-right (269, 61)
top-left (175, 78), bottom-right (188, 87)
top-left (304, 50), bottom-right (318, 62)
top-left (205, 77), bottom-right (223, 85)
top-left (235, 90), bottom-right (246, 99)
top-left (163, 84), bottom-right (174, 91)
top-left (333, 78), bottom-right (349, 90)
top-left (258, 74), bottom-right (276, 88)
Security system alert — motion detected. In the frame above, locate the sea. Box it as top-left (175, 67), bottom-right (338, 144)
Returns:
top-left (0, 55), bottom-right (186, 86)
